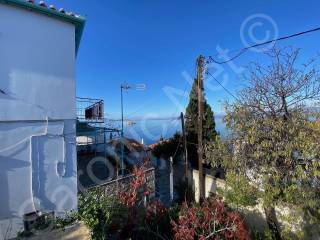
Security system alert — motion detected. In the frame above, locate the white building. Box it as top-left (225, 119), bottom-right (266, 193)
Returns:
top-left (0, 0), bottom-right (85, 238)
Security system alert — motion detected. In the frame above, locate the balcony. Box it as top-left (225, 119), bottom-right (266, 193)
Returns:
top-left (76, 97), bottom-right (104, 123)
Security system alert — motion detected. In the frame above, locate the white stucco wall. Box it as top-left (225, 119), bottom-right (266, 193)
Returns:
top-left (0, 3), bottom-right (78, 239)
top-left (192, 169), bottom-right (225, 203)
top-left (0, 3), bottom-right (76, 120)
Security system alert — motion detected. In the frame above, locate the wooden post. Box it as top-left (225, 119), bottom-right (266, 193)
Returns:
top-left (197, 55), bottom-right (205, 201)
top-left (170, 156), bottom-right (174, 202)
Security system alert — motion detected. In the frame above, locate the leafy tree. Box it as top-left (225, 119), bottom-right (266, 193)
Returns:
top-left (185, 78), bottom-right (218, 167)
top-left (206, 48), bottom-right (320, 239)
top-left (152, 131), bottom-right (182, 161)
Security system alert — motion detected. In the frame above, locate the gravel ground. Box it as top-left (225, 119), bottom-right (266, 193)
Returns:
top-left (26, 222), bottom-right (90, 240)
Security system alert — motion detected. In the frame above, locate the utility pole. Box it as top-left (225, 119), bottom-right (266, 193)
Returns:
top-left (120, 83), bottom-right (146, 176)
top-left (120, 84), bottom-right (126, 176)
top-left (197, 55), bottom-right (205, 201)
top-left (180, 112), bottom-right (188, 183)
top-left (170, 156), bottom-right (174, 202)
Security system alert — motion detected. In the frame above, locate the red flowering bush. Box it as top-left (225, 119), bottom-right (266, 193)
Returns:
top-left (118, 158), bottom-right (171, 239)
top-left (146, 199), bottom-right (166, 223)
top-left (119, 159), bottom-right (150, 208)
top-left (119, 158), bottom-right (250, 240)
top-left (171, 197), bottom-right (250, 240)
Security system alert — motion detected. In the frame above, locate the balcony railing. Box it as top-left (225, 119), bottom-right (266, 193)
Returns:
top-left (76, 97), bottom-right (104, 123)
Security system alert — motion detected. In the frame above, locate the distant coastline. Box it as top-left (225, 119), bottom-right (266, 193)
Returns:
top-left (121, 115), bottom-right (227, 145)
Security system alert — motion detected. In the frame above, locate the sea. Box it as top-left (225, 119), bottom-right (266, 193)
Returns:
top-left (106, 115), bottom-right (227, 145)
top-left (103, 107), bottom-right (320, 145)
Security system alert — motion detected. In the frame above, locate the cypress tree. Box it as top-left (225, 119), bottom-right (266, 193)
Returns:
top-left (185, 78), bottom-right (217, 167)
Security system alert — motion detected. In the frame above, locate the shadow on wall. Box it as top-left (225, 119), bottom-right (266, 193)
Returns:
top-left (31, 120), bottom-right (77, 214)
top-left (32, 136), bottom-right (55, 211)
top-left (0, 120), bottom-right (77, 221)
top-left (0, 141), bottom-right (30, 219)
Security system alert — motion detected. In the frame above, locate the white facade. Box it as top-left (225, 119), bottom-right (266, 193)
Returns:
top-left (0, 2), bottom-right (82, 239)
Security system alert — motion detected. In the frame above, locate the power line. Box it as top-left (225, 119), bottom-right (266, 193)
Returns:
top-left (209, 49), bottom-right (247, 65)
top-left (107, 117), bottom-right (180, 122)
top-left (125, 63), bottom-right (196, 120)
top-left (172, 135), bottom-right (182, 159)
top-left (124, 97), bottom-right (159, 119)
top-left (206, 71), bottom-right (239, 100)
top-left (208, 26), bottom-right (320, 64)
top-left (170, 63), bottom-right (197, 120)
top-left (132, 118), bottom-right (180, 133)
top-left (183, 63), bottom-right (197, 109)
top-left (186, 140), bottom-right (198, 146)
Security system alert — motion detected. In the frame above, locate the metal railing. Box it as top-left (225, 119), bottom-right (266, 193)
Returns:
top-left (76, 97), bottom-right (104, 123)
top-left (86, 167), bottom-right (156, 200)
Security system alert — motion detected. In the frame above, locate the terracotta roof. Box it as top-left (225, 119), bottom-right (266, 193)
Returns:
top-left (0, 0), bottom-right (86, 55)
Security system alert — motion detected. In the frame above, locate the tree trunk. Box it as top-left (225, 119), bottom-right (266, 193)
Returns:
top-left (264, 206), bottom-right (282, 240)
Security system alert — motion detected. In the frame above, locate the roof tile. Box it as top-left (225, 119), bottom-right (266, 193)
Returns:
top-left (59, 7), bottom-right (65, 13)
top-left (39, 1), bottom-right (46, 7)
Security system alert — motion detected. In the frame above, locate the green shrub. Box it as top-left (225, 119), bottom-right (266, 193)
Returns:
top-left (54, 210), bottom-right (78, 230)
top-left (78, 189), bottom-right (127, 240)
top-left (218, 172), bottom-right (260, 208)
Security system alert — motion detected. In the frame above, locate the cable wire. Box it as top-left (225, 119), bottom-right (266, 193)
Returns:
top-left (208, 26), bottom-right (320, 64)
top-left (172, 135), bottom-right (182, 159)
top-left (206, 71), bottom-right (239, 100)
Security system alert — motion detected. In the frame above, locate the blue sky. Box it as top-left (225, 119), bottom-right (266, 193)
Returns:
top-left (52, 0), bottom-right (320, 120)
